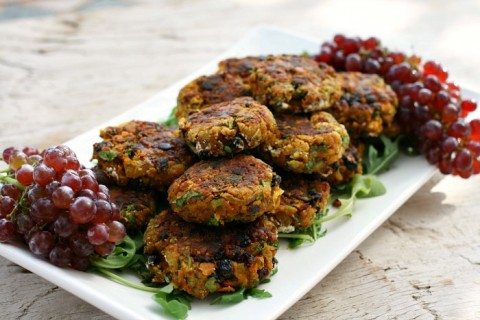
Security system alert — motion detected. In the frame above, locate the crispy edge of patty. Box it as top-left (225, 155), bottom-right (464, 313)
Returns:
top-left (217, 56), bottom-right (265, 78)
top-left (260, 112), bottom-right (350, 175)
top-left (92, 120), bottom-right (196, 192)
top-left (328, 72), bottom-right (398, 138)
top-left (325, 141), bottom-right (364, 186)
top-left (269, 172), bottom-right (330, 230)
top-left (179, 97), bottom-right (277, 158)
top-left (248, 55), bottom-right (342, 113)
top-left (107, 185), bottom-right (157, 230)
top-left (176, 73), bottom-right (252, 119)
top-left (167, 154), bottom-right (283, 225)
top-left (144, 209), bottom-right (278, 299)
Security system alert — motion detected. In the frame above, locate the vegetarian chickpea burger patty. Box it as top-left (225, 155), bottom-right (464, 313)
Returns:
top-left (260, 112), bottom-right (350, 175)
top-left (269, 171), bottom-right (330, 231)
top-left (167, 154), bottom-right (283, 225)
top-left (328, 72), bottom-right (398, 138)
top-left (179, 97), bottom-right (277, 158)
top-left (248, 55), bottom-right (342, 113)
top-left (144, 210), bottom-right (278, 299)
top-left (176, 73), bottom-right (251, 119)
top-left (92, 120), bottom-right (196, 192)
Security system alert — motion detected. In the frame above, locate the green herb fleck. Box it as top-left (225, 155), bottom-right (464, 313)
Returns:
top-left (205, 277), bottom-right (218, 293)
top-left (175, 190), bottom-right (204, 208)
top-left (98, 150), bottom-right (119, 162)
top-left (212, 198), bottom-right (223, 208)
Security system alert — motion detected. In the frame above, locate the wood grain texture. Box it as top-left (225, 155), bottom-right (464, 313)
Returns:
top-left (1, 0), bottom-right (480, 319)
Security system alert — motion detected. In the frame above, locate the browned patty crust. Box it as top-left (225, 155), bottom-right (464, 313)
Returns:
top-left (176, 73), bottom-right (251, 119)
top-left (92, 120), bottom-right (196, 192)
top-left (108, 185), bottom-right (157, 230)
top-left (217, 56), bottom-right (265, 78)
top-left (144, 210), bottom-right (278, 299)
top-left (325, 142), bottom-right (364, 186)
top-left (179, 97), bottom-right (277, 158)
top-left (269, 172), bottom-right (330, 230)
top-left (260, 112), bottom-right (350, 175)
top-left (247, 55), bottom-right (342, 113)
top-left (329, 72), bottom-right (398, 138)
top-left (167, 154), bottom-right (283, 225)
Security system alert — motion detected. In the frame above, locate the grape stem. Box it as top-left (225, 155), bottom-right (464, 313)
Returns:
top-left (93, 268), bottom-right (164, 293)
top-left (0, 175), bottom-right (26, 191)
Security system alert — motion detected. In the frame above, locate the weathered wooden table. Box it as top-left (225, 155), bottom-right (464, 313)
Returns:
top-left (1, 0), bottom-right (480, 319)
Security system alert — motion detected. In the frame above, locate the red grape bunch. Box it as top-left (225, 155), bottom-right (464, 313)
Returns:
top-left (0, 145), bottom-right (126, 270)
top-left (314, 34), bottom-right (479, 178)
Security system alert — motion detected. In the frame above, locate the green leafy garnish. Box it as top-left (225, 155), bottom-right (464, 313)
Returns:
top-left (161, 107), bottom-right (179, 127)
top-left (279, 221), bottom-right (327, 249)
top-left (248, 288), bottom-right (273, 298)
top-left (210, 287), bottom-right (273, 305)
top-left (318, 174), bottom-right (386, 223)
top-left (363, 135), bottom-right (400, 175)
top-left (279, 174), bottom-right (386, 248)
top-left (153, 292), bottom-right (190, 320)
top-left (97, 150), bottom-right (119, 162)
top-left (89, 235), bottom-right (137, 269)
top-left (89, 233), bottom-right (191, 319)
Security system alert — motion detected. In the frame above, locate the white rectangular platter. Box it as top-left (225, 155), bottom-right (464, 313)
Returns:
top-left (2, 25), bottom-right (476, 320)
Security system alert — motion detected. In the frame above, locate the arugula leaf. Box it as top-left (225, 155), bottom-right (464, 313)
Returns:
top-left (153, 292), bottom-right (190, 320)
top-left (248, 288), bottom-right (272, 298)
top-left (89, 235), bottom-right (136, 269)
top-left (210, 287), bottom-right (273, 305)
top-left (278, 213), bottom-right (328, 248)
top-left (210, 288), bottom-right (247, 305)
top-left (363, 135), bottom-right (400, 175)
top-left (280, 174), bottom-right (386, 247)
top-left (318, 174), bottom-right (386, 223)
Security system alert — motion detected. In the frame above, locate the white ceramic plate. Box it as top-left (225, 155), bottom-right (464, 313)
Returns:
top-left (1, 26), bottom-right (478, 320)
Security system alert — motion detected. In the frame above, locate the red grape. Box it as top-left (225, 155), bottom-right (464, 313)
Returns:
top-left (1, 184), bottom-right (22, 201)
top-left (69, 233), bottom-right (95, 257)
top-left (52, 186), bottom-right (75, 209)
top-left (53, 215), bottom-right (77, 238)
top-left (33, 164), bottom-right (56, 186)
top-left (87, 223), bottom-right (109, 245)
top-left (61, 170), bottom-right (82, 192)
top-left (0, 196), bottom-right (16, 218)
top-left (345, 53), bottom-right (362, 71)
top-left (107, 221), bottom-right (126, 243)
top-left (69, 196), bottom-right (96, 224)
top-left (95, 241), bottom-right (115, 257)
top-left (28, 231), bottom-right (54, 256)
top-left (49, 244), bottom-right (72, 268)
top-left (30, 198), bottom-right (59, 223)
top-left (43, 148), bottom-right (67, 173)
top-left (0, 218), bottom-right (15, 242)
top-left (15, 164), bottom-right (34, 186)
